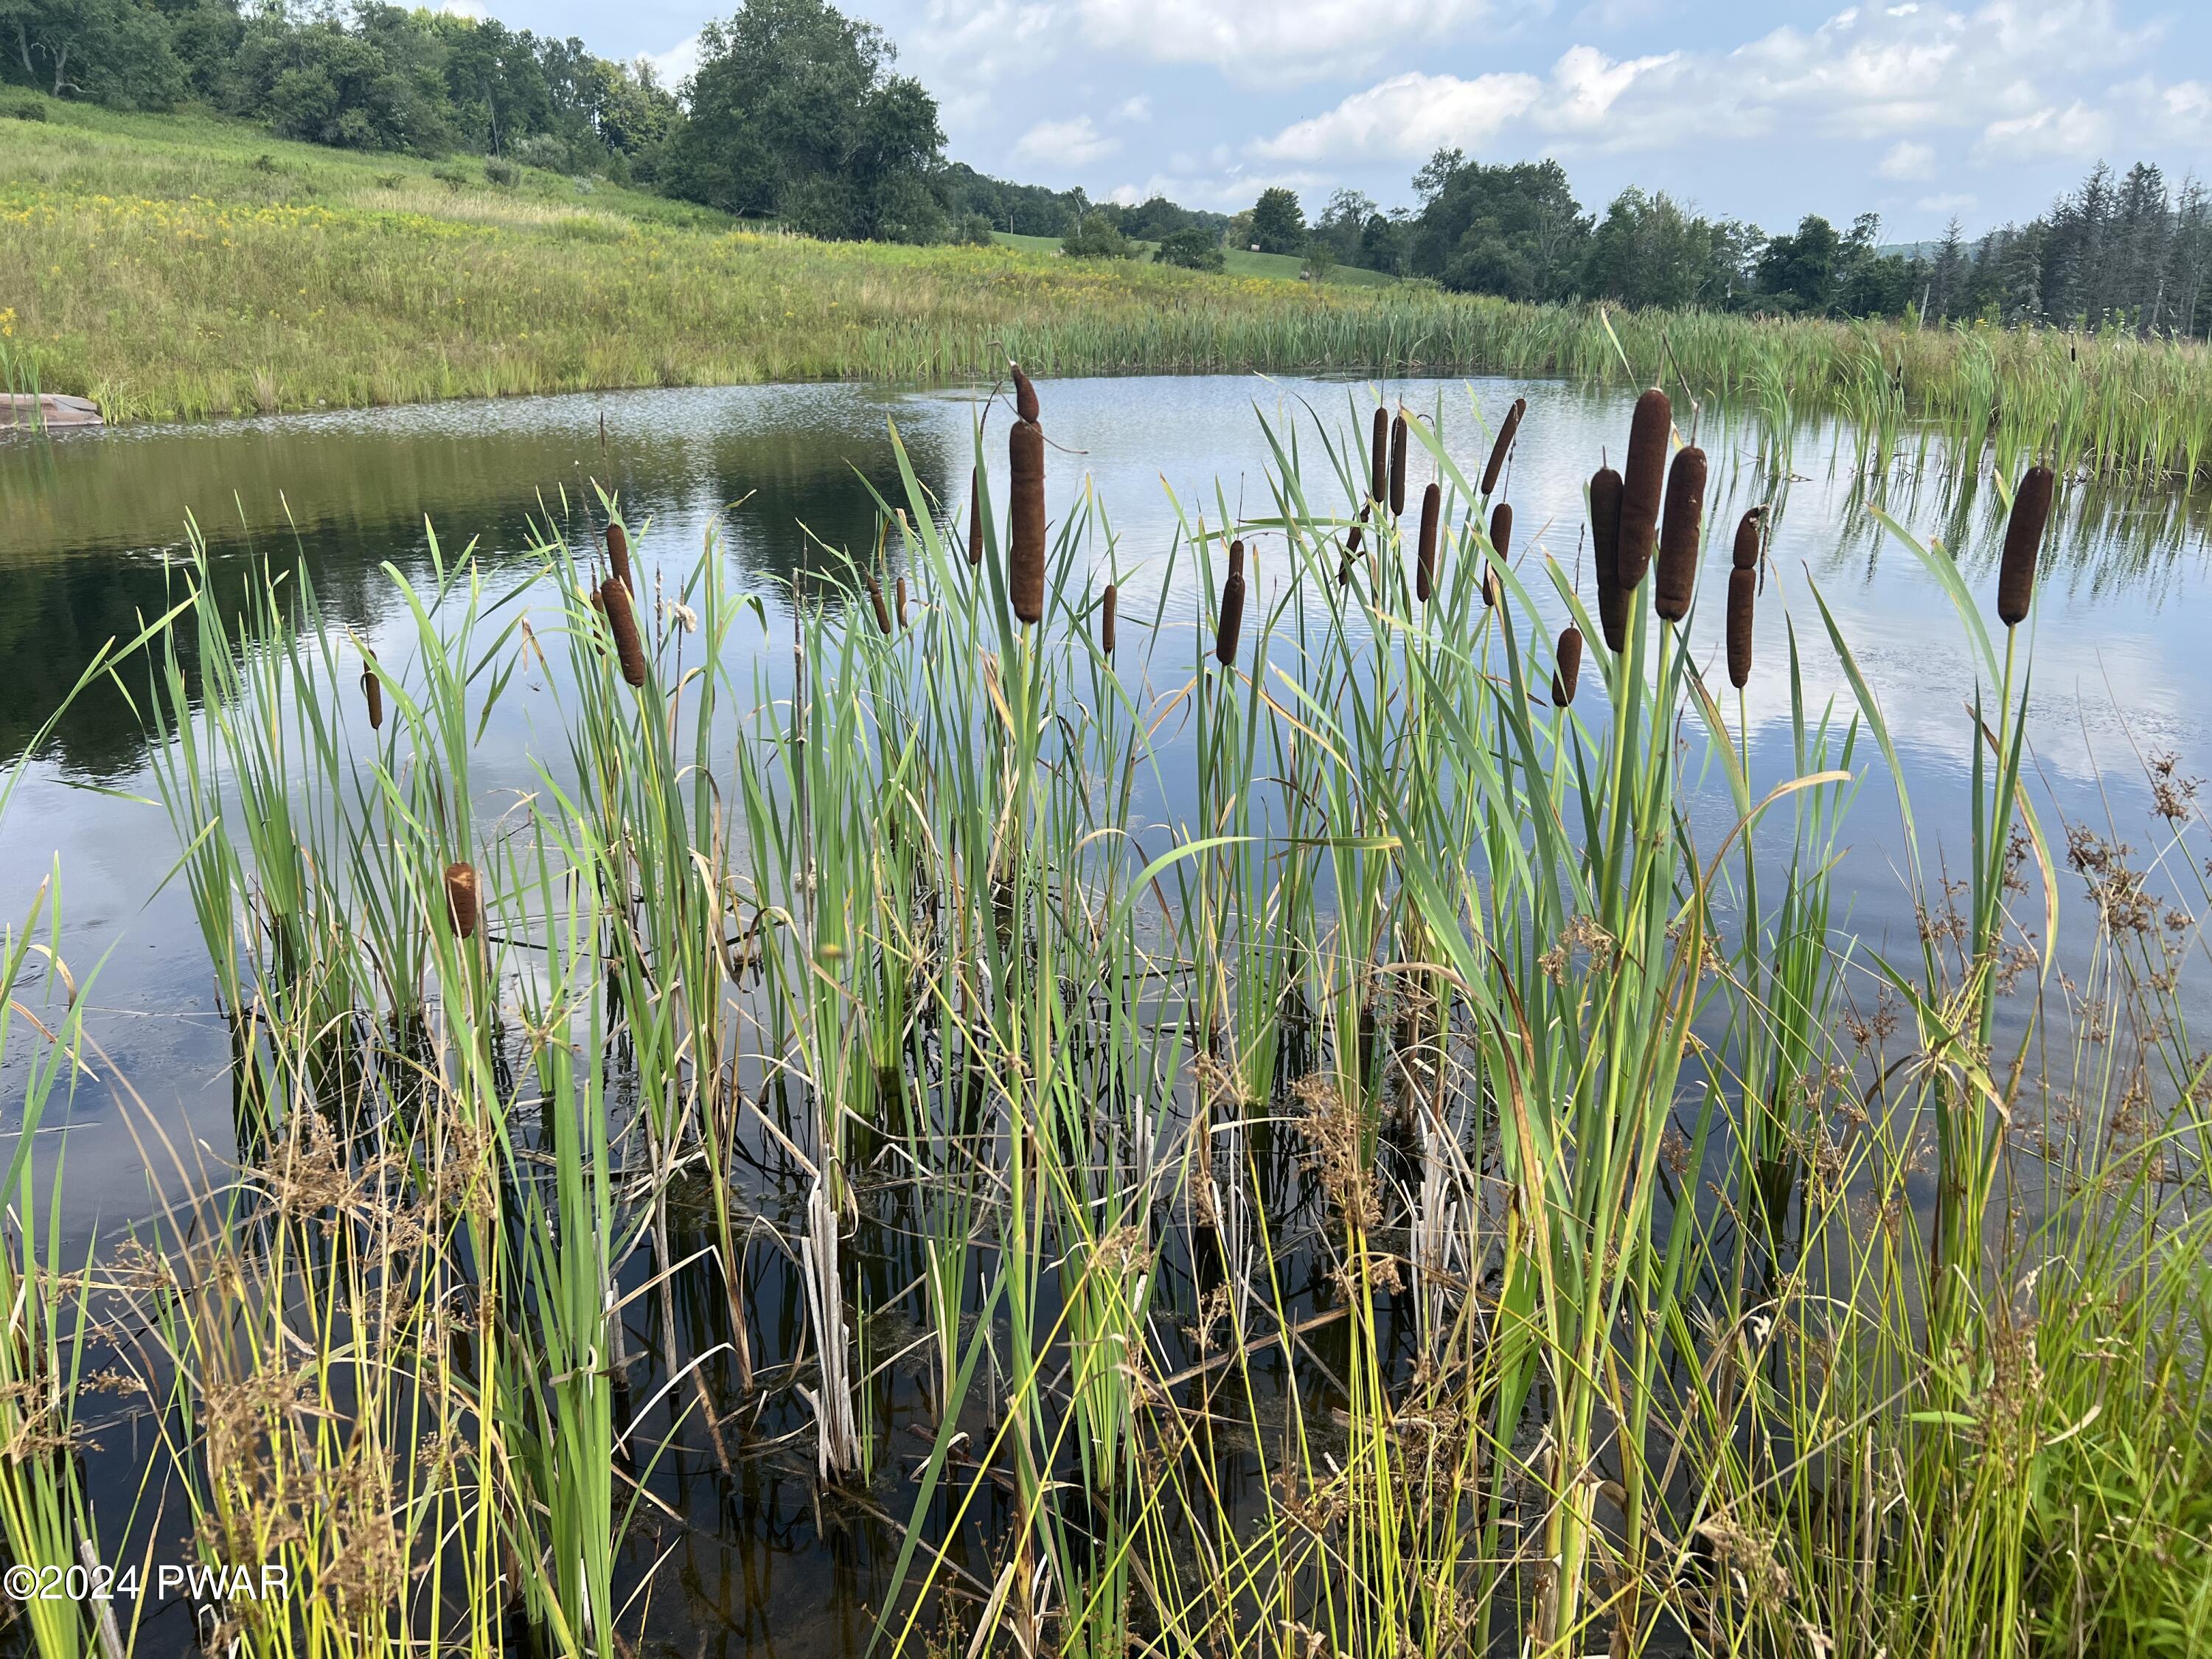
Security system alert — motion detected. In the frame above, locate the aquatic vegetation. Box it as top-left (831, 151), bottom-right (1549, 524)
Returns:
top-left (7, 378), bottom-right (2210, 1659)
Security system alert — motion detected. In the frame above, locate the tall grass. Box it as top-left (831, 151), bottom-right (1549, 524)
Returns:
top-left (35, 375), bottom-right (2209, 1658)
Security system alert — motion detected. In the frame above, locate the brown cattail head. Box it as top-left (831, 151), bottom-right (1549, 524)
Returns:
top-left (967, 466), bottom-right (983, 567)
top-left (1009, 417), bottom-right (1046, 625)
top-left (1551, 627), bottom-right (1583, 706)
top-left (1732, 507), bottom-right (1762, 571)
top-left (1619, 387), bottom-right (1672, 590)
top-left (1653, 445), bottom-right (1707, 623)
top-left (1489, 501), bottom-right (1514, 563)
top-left (1101, 583), bottom-right (1118, 655)
top-left (1727, 566), bottom-right (1756, 689)
top-left (1416, 481), bottom-right (1441, 603)
top-left (864, 571), bottom-right (892, 635)
top-left (607, 521), bottom-right (633, 595)
top-left (601, 576), bottom-right (647, 685)
top-left (1481, 396), bottom-right (1527, 498)
top-left (361, 661), bottom-right (383, 731)
top-left (444, 860), bottom-right (479, 941)
top-left (1012, 363), bottom-right (1039, 422)
top-left (1215, 541), bottom-right (1246, 668)
top-left (1481, 566), bottom-right (1503, 610)
top-left (1369, 407), bottom-right (1389, 506)
top-left (1590, 465), bottom-right (1627, 653)
top-left (896, 575), bottom-right (909, 630)
top-left (1388, 412), bottom-right (1409, 518)
top-left (1997, 464), bottom-right (2054, 627)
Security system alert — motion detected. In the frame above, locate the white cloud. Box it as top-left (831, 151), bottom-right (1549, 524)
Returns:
top-left (1978, 100), bottom-right (2112, 159)
top-left (641, 36), bottom-right (700, 89)
top-left (1115, 95), bottom-right (1152, 122)
top-left (1251, 0), bottom-right (2158, 167)
top-left (1073, 0), bottom-right (1495, 84)
top-left (1916, 190), bottom-right (1977, 214)
top-left (1878, 139), bottom-right (1937, 178)
top-left (1015, 116), bottom-right (1122, 167)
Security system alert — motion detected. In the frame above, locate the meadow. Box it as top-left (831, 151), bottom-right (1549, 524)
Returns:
top-left (1, 362), bottom-right (2206, 1658)
top-left (5, 96), bottom-right (2212, 483)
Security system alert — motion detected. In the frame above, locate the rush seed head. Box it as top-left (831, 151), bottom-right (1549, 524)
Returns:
top-left (1654, 445), bottom-right (1707, 623)
top-left (1481, 396), bottom-right (1526, 498)
top-left (1619, 388), bottom-right (1672, 590)
top-left (1997, 464), bottom-right (2055, 627)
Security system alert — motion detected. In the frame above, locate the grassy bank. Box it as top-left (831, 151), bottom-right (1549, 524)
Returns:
top-left (6, 97), bottom-right (2212, 479)
top-left (991, 227), bottom-right (1400, 286)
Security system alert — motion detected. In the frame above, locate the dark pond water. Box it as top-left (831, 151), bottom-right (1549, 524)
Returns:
top-left (2, 372), bottom-right (2208, 1653)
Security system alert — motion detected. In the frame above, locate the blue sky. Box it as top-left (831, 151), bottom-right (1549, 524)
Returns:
top-left (470, 0), bottom-right (2212, 240)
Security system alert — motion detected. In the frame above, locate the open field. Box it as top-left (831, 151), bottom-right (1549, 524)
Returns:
top-left (5, 97), bottom-right (2212, 481)
top-left (991, 228), bottom-right (1402, 285)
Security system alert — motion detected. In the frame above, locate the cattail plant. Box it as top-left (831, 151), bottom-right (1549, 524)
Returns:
top-left (1388, 412), bottom-right (1408, 517)
top-left (1551, 625), bottom-right (1582, 705)
top-left (607, 520), bottom-right (633, 596)
top-left (1340, 504), bottom-right (1368, 585)
top-left (896, 574), bottom-right (909, 630)
top-left (361, 655), bottom-right (382, 731)
top-left (1727, 567), bottom-right (1755, 689)
top-left (1620, 387), bottom-right (1671, 589)
top-left (1369, 406), bottom-right (1388, 507)
top-left (1654, 445), bottom-right (1706, 622)
top-left (1101, 583), bottom-right (1117, 654)
top-left (1416, 482), bottom-right (1440, 603)
top-left (1215, 539), bottom-right (1245, 668)
top-left (1009, 369), bottom-right (1046, 625)
top-left (865, 571), bottom-right (893, 636)
top-left (1590, 465), bottom-right (1626, 652)
top-left (444, 860), bottom-right (479, 939)
top-left (1481, 395), bottom-right (1526, 498)
top-left (1489, 501), bottom-right (1513, 562)
top-left (1733, 506), bottom-right (1762, 571)
top-left (967, 467), bottom-right (983, 567)
top-left (1997, 464), bottom-right (2055, 627)
top-left (602, 575), bottom-right (647, 685)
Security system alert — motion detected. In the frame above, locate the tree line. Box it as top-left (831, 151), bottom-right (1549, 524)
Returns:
top-left (7, 0), bottom-right (2211, 335)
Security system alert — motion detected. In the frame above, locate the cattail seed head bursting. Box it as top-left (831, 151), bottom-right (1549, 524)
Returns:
top-left (607, 521), bottom-right (633, 595)
top-left (1102, 583), bottom-right (1118, 655)
top-left (1481, 396), bottom-right (1526, 498)
top-left (1732, 507), bottom-right (1762, 571)
top-left (1416, 481), bottom-right (1441, 603)
top-left (1590, 466), bottom-right (1627, 653)
top-left (1551, 627), bottom-right (1582, 706)
top-left (1215, 540), bottom-right (1246, 668)
top-left (1009, 417), bottom-right (1047, 625)
top-left (1388, 413), bottom-right (1409, 517)
top-left (602, 576), bottom-right (647, 686)
top-left (1997, 464), bottom-right (2054, 627)
top-left (444, 861), bottom-right (479, 941)
top-left (1727, 566), bottom-right (1755, 689)
top-left (1619, 388), bottom-right (1671, 590)
top-left (1654, 445), bottom-right (1707, 623)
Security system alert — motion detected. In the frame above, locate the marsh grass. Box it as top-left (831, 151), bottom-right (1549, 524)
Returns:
top-left (4, 382), bottom-right (2208, 1659)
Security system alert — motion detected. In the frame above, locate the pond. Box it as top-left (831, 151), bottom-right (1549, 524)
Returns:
top-left (1, 371), bottom-right (2207, 1655)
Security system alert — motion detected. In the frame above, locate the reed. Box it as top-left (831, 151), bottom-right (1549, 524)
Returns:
top-left (1590, 464), bottom-right (1626, 651)
top-left (1416, 481), bottom-right (1440, 603)
top-left (1654, 443), bottom-right (1706, 622)
top-left (1619, 386), bottom-right (1669, 588)
top-left (1551, 623), bottom-right (1582, 704)
top-left (1009, 403), bottom-right (1047, 625)
top-left (1481, 394), bottom-right (1526, 496)
top-left (601, 574), bottom-right (647, 684)
top-left (1998, 462), bottom-right (2055, 626)
top-left (1214, 537), bottom-right (1245, 666)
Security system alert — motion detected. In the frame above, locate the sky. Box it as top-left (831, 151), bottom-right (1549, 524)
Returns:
top-left (463, 0), bottom-right (2212, 241)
